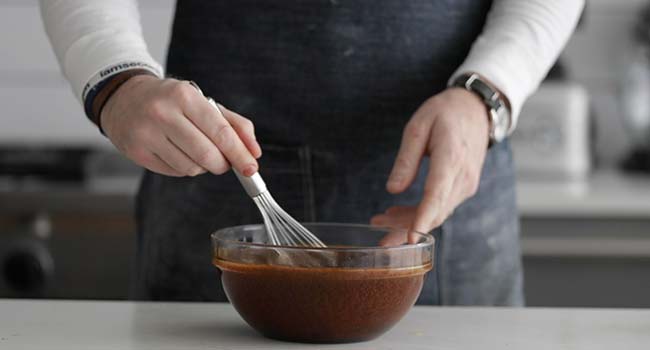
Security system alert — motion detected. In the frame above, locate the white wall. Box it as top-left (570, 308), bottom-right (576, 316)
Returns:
top-left (0, 0), bottom-right (175, 148)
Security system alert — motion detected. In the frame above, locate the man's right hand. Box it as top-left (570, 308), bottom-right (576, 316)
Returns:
top-left (101, 76), bottom-right (261, 177)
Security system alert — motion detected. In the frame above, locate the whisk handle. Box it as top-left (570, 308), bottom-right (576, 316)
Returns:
top-left (234, 169), bottom-right (267, 197)
top-left (200, 95), bottom-right (267, 198)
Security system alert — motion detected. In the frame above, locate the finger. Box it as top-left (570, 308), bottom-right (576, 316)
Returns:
top-left (370, 215), bottom-right (408, 246)
top-left (378, 228), bottom-right (410, 247)
top-left (376, 229), bottom-right (422, 246)
top-left (385, 205), bottom-right (418, 217)
top-left (371, 206), bottom-right (418, 246)
top-left (441, 174), bottom-right (467, 222)
top-left (412, 147), bottom-right (461, 233)
top-left (158, 110), bottom-right (230, 175)
top-left (413, 171), bottom-right (457, 233)
top-left (137, 150), bottom-right (184, 177)
top-left (180, 93), bottom-right (258, 176)
top-left (432, 166), bottom-right (482, 227)
top-left (370, 206), bottom-right (416, 229)
top-left (149, 137), bottom-right (206, 176)
top-left (219, 104), bottom-right (262, 159)
top-left (387, 117), bottom-right (434, 194)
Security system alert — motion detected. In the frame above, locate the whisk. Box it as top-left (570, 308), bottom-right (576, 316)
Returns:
top-left (204, 96), bottom-right (326, 248)
top-left (232, 169), bottom-right (326, 247)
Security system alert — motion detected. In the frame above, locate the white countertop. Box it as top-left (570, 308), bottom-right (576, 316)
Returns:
top-left (1, 299), bottom-right (648, 349)
top-left (517, 169), bottom-right (650, 218)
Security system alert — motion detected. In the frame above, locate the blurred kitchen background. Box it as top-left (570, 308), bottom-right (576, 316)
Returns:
top-left (2, 0), bottom-right (650, 307)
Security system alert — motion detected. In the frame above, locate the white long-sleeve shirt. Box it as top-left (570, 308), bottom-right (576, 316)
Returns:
top-left (39, 0), bottom-right (584, 132)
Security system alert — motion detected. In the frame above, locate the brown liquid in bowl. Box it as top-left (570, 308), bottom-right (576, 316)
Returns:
top-left (214, 259), bottom-right (431, 343)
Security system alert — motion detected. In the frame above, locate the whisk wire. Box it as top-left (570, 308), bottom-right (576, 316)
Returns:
top-left (265, 194), bottom-right (327, 248)
top-left (253, 196), bottom-right (280, 245)
top-left (259, 195), bottom-right (286, 243)
top-left (254, 191), bottom-right (326, 247)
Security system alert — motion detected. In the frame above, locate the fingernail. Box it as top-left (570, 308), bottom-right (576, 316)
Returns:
top-left (242, 165), bottom-right (257, 177)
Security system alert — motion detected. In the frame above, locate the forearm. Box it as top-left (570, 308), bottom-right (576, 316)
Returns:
top-left (449, 0), bottom-right (585, 133)
top-left (39, 0), bottom-right (163, 105)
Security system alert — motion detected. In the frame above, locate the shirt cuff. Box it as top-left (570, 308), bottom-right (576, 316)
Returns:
top-left (81, 60), bottom-right (163, 105)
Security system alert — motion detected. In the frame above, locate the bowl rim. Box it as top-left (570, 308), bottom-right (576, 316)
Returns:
top-left (211, 222), bottom-right (434, 252)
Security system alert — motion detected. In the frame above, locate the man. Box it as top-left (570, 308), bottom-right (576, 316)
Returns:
top-left (40, 0), bottom-right (584, 304)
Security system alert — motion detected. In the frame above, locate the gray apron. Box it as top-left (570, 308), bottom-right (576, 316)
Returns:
top-left (134, 0), bottom-right (523, 306)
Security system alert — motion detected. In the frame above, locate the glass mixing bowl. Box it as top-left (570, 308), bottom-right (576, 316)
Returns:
top-left (212, 223), bottom-right (434, 343)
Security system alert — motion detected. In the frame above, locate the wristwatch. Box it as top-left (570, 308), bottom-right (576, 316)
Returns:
top-left (452, 73), bottom-right (511, 144)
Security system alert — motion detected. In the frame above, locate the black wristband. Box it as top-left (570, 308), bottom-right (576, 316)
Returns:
top-left (83, 69), bottom-right (158, 134)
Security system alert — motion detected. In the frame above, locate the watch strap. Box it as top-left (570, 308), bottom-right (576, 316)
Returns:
top-left (452, 73), bottom-right (504, 111)
top-left (451, 73), bottom-right (511, 144)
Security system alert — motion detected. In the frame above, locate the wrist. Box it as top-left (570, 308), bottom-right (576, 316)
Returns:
top-left (448, 87), bottom-right (491, 137)
top-left (84, 69), bottom-right (159, 134)
top-left (100, 74), bottom-right (160, 134)
top-left (450, 73), bottom-right (511, 144)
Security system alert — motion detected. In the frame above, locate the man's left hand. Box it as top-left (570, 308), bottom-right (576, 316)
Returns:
top-left (371, 87), bottom-right (491, 234)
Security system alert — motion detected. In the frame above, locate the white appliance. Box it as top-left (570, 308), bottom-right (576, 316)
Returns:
top-left (510, 83), bottom-right (591, 182)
